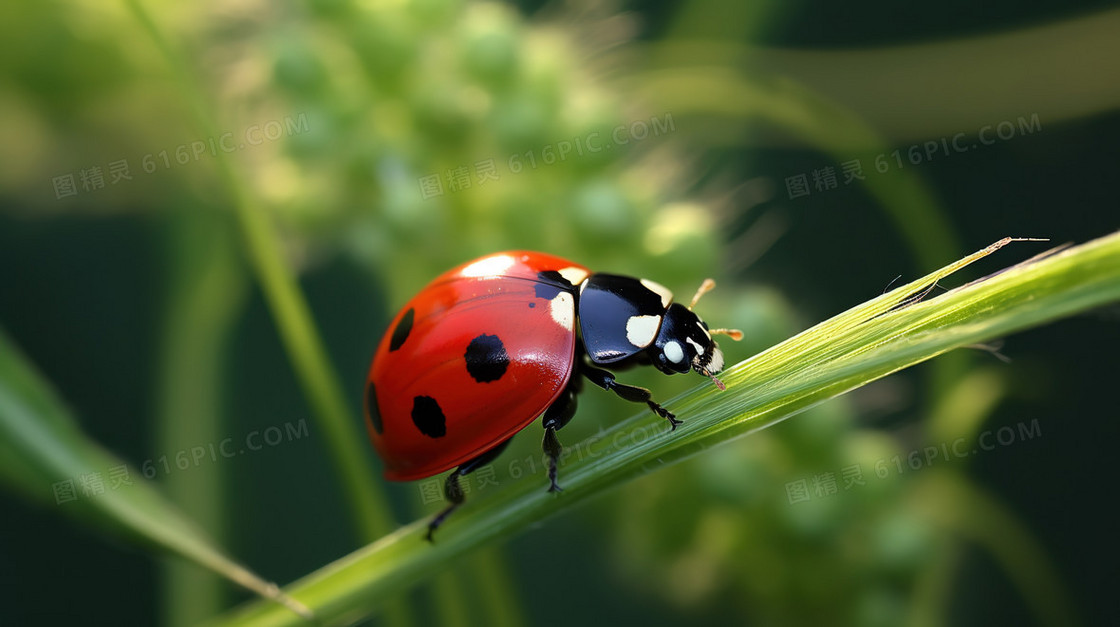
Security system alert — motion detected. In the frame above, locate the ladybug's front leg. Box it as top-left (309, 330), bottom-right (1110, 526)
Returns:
top-left (581, 364), bottom-right (682, 430)
top-left (426, 438), bottom-right (511, 542)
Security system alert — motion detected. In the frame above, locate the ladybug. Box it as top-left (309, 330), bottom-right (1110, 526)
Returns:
top-left (363, 251), bottom-right (741, 539)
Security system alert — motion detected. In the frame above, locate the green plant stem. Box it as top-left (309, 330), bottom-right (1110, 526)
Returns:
top-left (123, 2), bottom-right (411, 624)
top-left (157, 208), bottom-right (247, 626)
top-left (431, 570), bottom-right (472, 627)
top-left (913, 473), bottom-right (1079, 627)
top-left (467, 548), bottom-right (526, 627)
top-left (123, 0), bottom-right (393, 541)
top-left (905, 538), bottom-right (959, 627)
top-left (211, 233), bottom-right (1120, 626)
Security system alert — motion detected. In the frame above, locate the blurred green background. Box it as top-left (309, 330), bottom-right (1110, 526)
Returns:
top-left (1, 0), bottom-right (1117, 625)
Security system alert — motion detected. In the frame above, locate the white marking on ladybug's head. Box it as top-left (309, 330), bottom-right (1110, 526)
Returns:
top-left (695, 346), bottom-right (724, 374)
top-left (550, 292), bottom-right (575, 331)
top-left (558, 266), bottom-right (589, 286)
top-left (663, 340), bottom-right (685, 364)
top-left (640, 279), bottom-right (673, 309)
top-left (686, 337), bottom-right (704, 356)
top-left (625, 314), bottom-right (661, 348)
top-left (698, 345), bottom-right (727, 389)
top-left (461, 254), bottom-right (516, 278)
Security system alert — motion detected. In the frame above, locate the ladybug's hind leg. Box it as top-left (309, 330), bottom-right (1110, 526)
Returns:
top-left (426, 439), bottom-right (511, 542)
top-left (541, 377), bottom-right (581, 492)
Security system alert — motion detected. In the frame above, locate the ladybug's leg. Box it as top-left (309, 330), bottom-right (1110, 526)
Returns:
top-left (426, 439), bottom-right (511, 542)
top-left (541, 378), bottom-right (581, 492)
top-left (581, 364), bottom-right (682, 430)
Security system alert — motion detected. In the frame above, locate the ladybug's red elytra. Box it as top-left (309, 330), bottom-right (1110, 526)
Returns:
top-left (363, 251), bottom-right (741, 539)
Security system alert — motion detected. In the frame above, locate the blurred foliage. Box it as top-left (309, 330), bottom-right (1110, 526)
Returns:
top-left (0, 0), bottom-right (717, 291)
top-left (1, 0), bottom-right (1117, 626)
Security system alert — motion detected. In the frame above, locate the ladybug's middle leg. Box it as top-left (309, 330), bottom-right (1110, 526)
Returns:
top-left (426, 438), bottom-right (511, 542)
top-left (541, 377), bottom-right (581, 492)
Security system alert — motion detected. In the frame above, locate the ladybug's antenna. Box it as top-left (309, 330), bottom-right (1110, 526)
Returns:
top-left (688, 278), bottom-right (716, 310)
top-left (689, 278), bottom-right (744, 341)
top-left (699, 368), bottom-right (727, 391)
top-left (709, 328), bottom-right (744, 341)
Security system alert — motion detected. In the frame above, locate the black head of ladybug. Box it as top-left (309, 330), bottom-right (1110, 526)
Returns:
top-left (649, 302), bottom-right (724, 377)
top-left (648, 278), bottom-right (742, 390)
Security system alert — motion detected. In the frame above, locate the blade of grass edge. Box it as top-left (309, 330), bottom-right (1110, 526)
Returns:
top-left (211, 231), bottom-right (1120, 626)
top-left (0, 329), bottom-right (312, 621)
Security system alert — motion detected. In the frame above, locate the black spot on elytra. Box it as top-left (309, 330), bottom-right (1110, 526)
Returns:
top-left (528, 302), bottom-right (536, 308)
top-left (389, 308), bottom-right (414, 352)
top-left (364, 382), bottom-right (383, 434)
top-left (411, 396), bottom-right (446, 438)
top-left (464, 334), bottom-right (510, 383)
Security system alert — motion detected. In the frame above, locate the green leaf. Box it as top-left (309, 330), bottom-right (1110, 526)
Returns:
top-left (212, 232), bottom-right (1120, 626)
top-left (0, 329), bottom-right (312, 622)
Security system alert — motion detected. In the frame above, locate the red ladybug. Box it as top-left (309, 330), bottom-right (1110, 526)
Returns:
top-left (363, 251), bottom-right (741, 539)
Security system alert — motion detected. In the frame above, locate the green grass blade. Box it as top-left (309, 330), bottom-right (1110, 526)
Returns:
top-left (0, 329), bottom-right (312, 621)
top-left (211, 231), bottom-right (1120, 626)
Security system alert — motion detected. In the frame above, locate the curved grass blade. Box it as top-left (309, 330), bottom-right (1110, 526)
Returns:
top-left (0, 329), bottom-right (313, 621)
